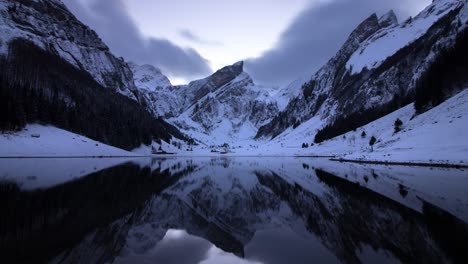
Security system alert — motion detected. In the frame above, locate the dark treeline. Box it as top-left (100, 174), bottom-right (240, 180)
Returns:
top-left (0, 39), bottom-right (184, 150)
top-left (314, 94), bottom-right (412, 143)
top-left (414, 27), bottom-right (468, 112)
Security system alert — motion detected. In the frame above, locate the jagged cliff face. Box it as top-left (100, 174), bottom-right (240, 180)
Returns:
top-left (0, 0), bottom-right (138, 99)
top-left (136, 61), bottom-right (252, 118)
top-left (256, 0), bottom-right (468, 139)
top-left (172, 70), bottom-right (280, 144)
top-left (134, 61), bottom-right (281, 144)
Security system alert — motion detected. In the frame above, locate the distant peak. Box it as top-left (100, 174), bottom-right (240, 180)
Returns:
top-left (221, 61), bottom-right (244, 73)
top-left (344, 13), bottom-right (381, 45)
top-left (379, 10), bottom-right (398, 28)
top-left (368, 13), bottom-right (379, 22)
top-left (197, 61), bottom-right (245, 92)
top-left (233, 61), bottom-right (244, 68)
top-left (215, 61), bottom-right (244, 76)
top-left (130, 62), bottom-right (172, 91)
top-left (356, 13), bottom-right (380, 32)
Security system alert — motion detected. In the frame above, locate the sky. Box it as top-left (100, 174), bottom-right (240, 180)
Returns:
top-left (62, 0), bottom-right (431, 86)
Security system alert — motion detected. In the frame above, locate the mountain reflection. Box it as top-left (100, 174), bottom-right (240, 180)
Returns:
top-left (1, 157), bottom-right (467, 264)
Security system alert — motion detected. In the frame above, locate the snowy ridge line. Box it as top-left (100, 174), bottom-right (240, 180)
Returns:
top-left (346, 0), bottom-right (464, 74)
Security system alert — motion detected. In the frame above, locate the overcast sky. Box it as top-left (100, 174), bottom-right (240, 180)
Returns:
top-left (62, 0), bottom-right (431, 86)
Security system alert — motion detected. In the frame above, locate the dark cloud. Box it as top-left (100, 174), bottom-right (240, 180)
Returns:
top-left (62, 0), bottom-right (212, 80)
top-left (245, 0), bottom-right (430, 87)
top-left (179, 29), bottom-right (223, 46)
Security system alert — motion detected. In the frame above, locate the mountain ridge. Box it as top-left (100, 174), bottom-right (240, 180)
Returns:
top-left (256, 0), bottom-right (467, 141)
top-left (0, 0), bottom-right (142, 100)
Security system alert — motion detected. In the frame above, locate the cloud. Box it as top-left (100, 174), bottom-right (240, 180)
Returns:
top-left (245, 0), bottom-right (431, 86)
top-left (62, 0), bottom-right (212, 81)
top-left (179, 29), bottom-right (223, 46)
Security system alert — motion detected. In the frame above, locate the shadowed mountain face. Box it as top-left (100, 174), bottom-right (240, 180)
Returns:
top-left (0, 0), bottom-right (137, 98)
top-left (1, 157), bottom-right (468, 264)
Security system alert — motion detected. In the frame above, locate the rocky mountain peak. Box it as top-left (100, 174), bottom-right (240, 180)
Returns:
top-left (130, 63), bottom-right (172, 92)
top-left (347, 13), bottom-right (381, 45)
top-left (209, 61), bottom-right (244, 87)
top-left (187, 61), bottom-right (246, 103)
top-left (379, 10), bottom-right (398, 28)
top-left (328, 13), bottom-right (382, 68)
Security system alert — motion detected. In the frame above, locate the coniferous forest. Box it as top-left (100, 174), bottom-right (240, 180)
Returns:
top-left (0, 39), bottom-right (185, 150)
top-left (414, 27), bottom-right (468, 113)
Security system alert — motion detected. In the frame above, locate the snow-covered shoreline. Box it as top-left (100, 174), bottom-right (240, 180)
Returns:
top-left (0, 124), bottom-right (140, 158)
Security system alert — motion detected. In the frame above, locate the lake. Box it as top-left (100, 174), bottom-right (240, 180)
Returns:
top-left (1, 157), bottom-right (468, 264)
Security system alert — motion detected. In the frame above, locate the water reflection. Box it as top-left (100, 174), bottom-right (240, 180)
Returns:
top-left (1, 157), bottom-right (467, 264)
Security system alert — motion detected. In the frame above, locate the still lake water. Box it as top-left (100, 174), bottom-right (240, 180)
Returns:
top-left (1, 157), bottom-right (468, 264)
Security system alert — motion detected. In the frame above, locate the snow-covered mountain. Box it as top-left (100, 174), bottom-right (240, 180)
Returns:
top-left (129, 63), bottom-right (172, 92)
top-left (0, 0), bottom-right (138, 99)
top-left (1, 0), bottom-right (466, 157)
top-left (133, 61), bottom-right (282, 144)
top-left (0, 0), bottom-right (187, 151)
top-left (128, 0), bottom-right (467, 149)
top-left (256, 0), bottom-right (468, 140)
top-left (128, 0), bottom-right (468, 148)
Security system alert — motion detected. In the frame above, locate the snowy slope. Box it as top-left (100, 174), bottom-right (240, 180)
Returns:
top-left (0, 124), bottom-right (138, 157)
top-left (130, 62), bottom-right (181, 117)
top-left (304, 88), bottom-right (468, 165)
top-left (272, 78), bottom-right (307, 111)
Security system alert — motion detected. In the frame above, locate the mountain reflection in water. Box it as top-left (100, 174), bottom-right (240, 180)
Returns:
top-left (1, 157), bottom-right (467, 264)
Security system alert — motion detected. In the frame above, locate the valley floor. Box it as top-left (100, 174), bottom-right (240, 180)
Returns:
top-left (1, 89), bottom-right (467, 165)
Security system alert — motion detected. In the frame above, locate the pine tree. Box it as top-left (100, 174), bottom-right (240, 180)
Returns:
top-left (394, 118), bottom-right (403, 133)
top-left (369, 136), bottom-right (377, 152)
